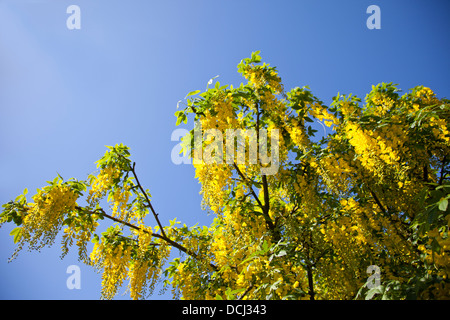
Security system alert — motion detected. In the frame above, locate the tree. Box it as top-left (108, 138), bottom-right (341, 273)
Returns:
top-left (1, 52), bottom-right (449, 300)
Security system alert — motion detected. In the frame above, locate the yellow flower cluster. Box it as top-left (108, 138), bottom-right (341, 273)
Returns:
top-left (111, 184), bottom-right (132, 221)
top-left (194, 163), bottom-right (232, 213)
top-left (419, 228), bottom-right (450, 280)
top-left (201, 94), bottom-right (238, 131)
top-left (409, 87), bottom-right (449, 150)
top-left (128, 226), bottom-right (171, 300)
top-left (344, 121), bottom-right (400, 179)
top-left (61, 216), bottom-right (99, 263)
top-left (308, 102), bottom-right (339, 127)
top-left (243, 65), bottom-right (283, 94)
top-left (292, 171), bottom-right (317, 206)
top-left (339, 101), bottom-right (359, 118)
top-left (128, 259), bottom-right (152, 300)
top-left (90, 242), bottom-right (131, 299)
top-left (370, 92), bottom-right (395, 117)
top-left (13, 185), bottom-right (78, 260)
top-left (243, 65), bottom-right (265, 89)
top-left (171, 261), bottom-right (200, 299)
top-left (285, 120), bottom-right (308, 150)
top-left (415, 87), bottom-right (439, 105)
top-left (260, 90), bottom-right (286, 116)
top-left (429, 116), bottom-right (450, 145)
top-left (315, 154), bottom-right (354, 194)
top-left (326, 196), bottom-right (419, 295)
top-left (89, 224), bottom-right (172, 300)
top-left (87, 165), bottom-right (121, 206)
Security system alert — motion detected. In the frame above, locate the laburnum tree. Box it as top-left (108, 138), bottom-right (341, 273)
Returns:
top-left (1, 52), bottom-right (449, 300)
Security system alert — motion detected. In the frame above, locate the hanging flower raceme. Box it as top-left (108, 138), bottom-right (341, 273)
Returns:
top-left (10, 182), bottom-right (79, 261)
top-left (90, 239), bottom-right (132, 300)
top-left (87, 164), bottom-right (121, 207)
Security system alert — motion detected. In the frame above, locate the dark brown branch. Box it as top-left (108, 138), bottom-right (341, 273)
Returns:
top-left (439, 156), bottom-right (447, 185)
top-left (190, 106), bottom-right (205, 117)
top-left (238, 282), bottom-right (254, 300)
top-left (114, 156), bottom-right (219, 270)
top-left (232, 162), bottom-right (278, 238)
top-left (78, 206), bottom-right (218, 271)
top-left (262, 175), bottom-right (270, 216)
top-left (368, 187), bottom-right (387, 215)
top-left (233, 162), bottom-right (265, 211)
top-left (423, 165), bottom-right (429, 183)
top-left (255, 100), bottom-right (269, 215)
top-left (129, 162), bottom-right (167, 239)
top-left (365, 189), bottom-right (421, 257)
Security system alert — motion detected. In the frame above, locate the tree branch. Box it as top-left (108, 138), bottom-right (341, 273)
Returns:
top-left (439, 156), bottom-right (447, 185)
top-left (368, 187), bottom-right (387, 215)
top-left (233, 162), bottom-right (265, 211)
top-left (77, 206), bottom-right (218, 271)
top-left (262, 175), bottom-right (270, 216)
top-left (238, 282), bottom-right (254, 300)
top-left (129, 162), bottom-right (167, 239)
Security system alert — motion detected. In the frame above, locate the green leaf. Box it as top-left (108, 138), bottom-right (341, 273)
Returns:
top-left (276, 250), bottom-right (287, 257)
top-left (10, 227), bottom-right (22, 244)
top-left (63, 217), bottom-right (73, 226)
top-left (250, 51), bottom-right (262, 63)
top-left (438, 198), bottom-right (448, 211)
top-left (185, 90), bottom-right (200, 99)
top-left (365, 285), bottom-right (384, 300)
top-left (91, 234), bottom-right (100, 244)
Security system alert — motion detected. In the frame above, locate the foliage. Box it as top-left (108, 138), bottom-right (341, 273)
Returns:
top-left (1, 52), bottom-right (450, 300)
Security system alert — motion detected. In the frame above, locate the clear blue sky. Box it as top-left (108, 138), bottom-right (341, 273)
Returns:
top-left (0, 0), bottom-right (449, 299)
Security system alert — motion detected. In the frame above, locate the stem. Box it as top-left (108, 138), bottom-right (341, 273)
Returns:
top-left (368, 187), bottom-right (387, 215)
top-left (116, 156), bottom-right (218, 270)
top-left (366, 188), bottom-right (421, 257)
top-left (233, 162), bottom-right (277, 238)
top-left (233, 162), bottom-right (265, 212)
top-left (306, 264), bottom-right (315, 301)
top-left (78, 206), bottom-right (218, 271)
top-left (129, 162), bottom-right (167, 239)
top-left (238, 282), bottom-right (254, 300)
top-left (262, 175), bottom-right (270, 217)
top-left (439, 156), bottom-right (447, 185)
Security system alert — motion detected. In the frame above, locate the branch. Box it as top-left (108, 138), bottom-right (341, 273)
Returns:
top-left (190, 105), bottom-right (205, 117)
top-left (365, 189), bottom-right (421, 257)
top-left (423, 165), bottom-right (429, 183)
top-left (439, 156), bottom-right (447, 185)
top-left (368, 187), bottom-right (387, 215)
top-left (129, 162), bottom-right (167, 239)
top-left (233, 162), bottom-right (265, 211)
top-left (77, 206), bottom-right (218, 271)
top-left (262, 175), bottom-right (270, 216)
top-left (238, 282), bottom-right (254, 300)
top-left (114, 156), bottom-right (219, 270)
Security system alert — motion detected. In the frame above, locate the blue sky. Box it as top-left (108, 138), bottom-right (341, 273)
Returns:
top-left (0, 0), bottom-right (449, 299)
